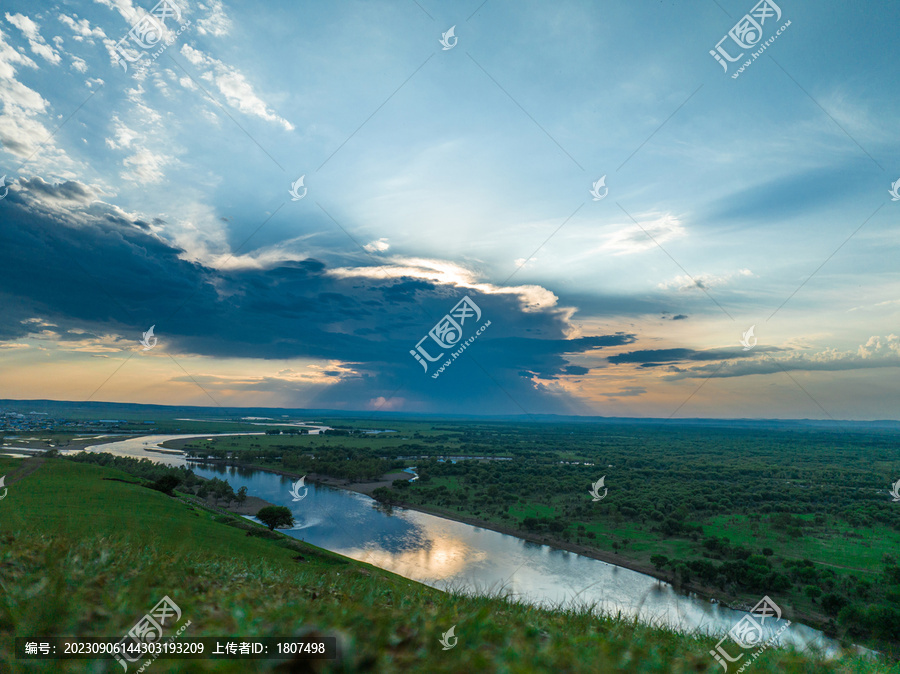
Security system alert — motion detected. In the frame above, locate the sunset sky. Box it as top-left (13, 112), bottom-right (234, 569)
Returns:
top-left (0, 0), bottom-right (898, 418)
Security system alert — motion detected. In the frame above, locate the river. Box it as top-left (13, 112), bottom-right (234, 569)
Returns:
top-left (72, 433), bottom-right (862, 659)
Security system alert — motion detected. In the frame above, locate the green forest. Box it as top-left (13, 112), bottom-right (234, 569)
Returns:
top-left (192, 420), bottom-right (900, 655)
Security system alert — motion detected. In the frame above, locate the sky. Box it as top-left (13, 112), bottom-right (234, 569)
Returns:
top-left (0, 0), bottom-right (898, 418)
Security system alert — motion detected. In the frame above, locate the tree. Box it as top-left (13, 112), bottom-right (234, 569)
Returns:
top-left (256, 506), bottom-right (294, 531)
top-left (674, 563), bottom-right (691, 585)
top-left (371, 487), bottom-right (396, 504)
top-left (650, 555), bottom-right (669, 571)
top-left (821, 593), bottom-right (848, 616)
top-left (235, 486), bottom-right (248, 505)
top-left (804, 585), bottom-right (822, 602)
top-left (151, 474), bottom-right (182, 496)
top-left (207, 478), bottom-right (235, 505)
top-left (522, 517), bottom-right (540, 531)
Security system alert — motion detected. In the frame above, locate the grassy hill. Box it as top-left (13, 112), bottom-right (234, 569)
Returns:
top-left (0, 455), bottom-right (896, 673)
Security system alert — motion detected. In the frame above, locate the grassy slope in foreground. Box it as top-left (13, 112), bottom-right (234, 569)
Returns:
top-left (0, 456), bottom-right (895, 674)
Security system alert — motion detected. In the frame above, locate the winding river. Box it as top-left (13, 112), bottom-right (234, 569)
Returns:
top-left (73, 433), bottom-right (865, 660)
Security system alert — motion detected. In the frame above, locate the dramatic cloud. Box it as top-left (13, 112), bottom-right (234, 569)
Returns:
top-left (608, 347), bottom-right (750, 368)
top-left (0, 178), bottom-right (632, 413)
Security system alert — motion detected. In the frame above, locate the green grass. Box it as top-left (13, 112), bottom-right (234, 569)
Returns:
top-left (0, 456), bottom-right (896, 673)
top-left (702, 514), bottom-right (898, 576)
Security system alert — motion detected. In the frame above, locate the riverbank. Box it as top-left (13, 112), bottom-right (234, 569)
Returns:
top-left (196, 463), bottom-right (732, 598)
top-left (4, 434), bottom-right (129, 453)
top-left (180, 457), bottom-right (844, 642)
top-left (363, 499), bottom-right (842, 628)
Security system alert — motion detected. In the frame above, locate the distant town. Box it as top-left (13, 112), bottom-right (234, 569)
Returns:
top-left (0, 409), bottom-right (156, 435)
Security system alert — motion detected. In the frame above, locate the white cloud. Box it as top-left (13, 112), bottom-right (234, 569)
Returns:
top-left (5, 13), bottom-right (61, 65)
top-left (104, 101), bottom-right (172, 184)
top-left (364, 238), bottom-right (390, 253)
top-left (857, 334), bottom-right (900, 360)
top-left (105, 114), bottom-right (139, 150)
top-left (0, 26), bottom-right (39, 78)
top-left (328, 257), bottom-right (562, 313)
top-left (71, 55), bottom-right (88, 72)
top-left (151, 71), bottom-right (171, 96)
top-left (597, 213), bottom-right (686, 256)
top-left (0, 26), bottom-right (78, 175)
top-left (180, 44), bottom-right (294, 131)
top-left (196, 0), bottom-right (232, 36)
top-left (58, 13), bottom-right (107, 41)
top-left (91, 0), bottom-right (139, 23)
top-left (659, 268), bottom-right (753, 292)
top-left (122, 147), bottom-right (171, 183)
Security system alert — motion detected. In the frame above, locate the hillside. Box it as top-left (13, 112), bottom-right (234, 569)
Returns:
top-left (0, 454), bottom-right (895, 673)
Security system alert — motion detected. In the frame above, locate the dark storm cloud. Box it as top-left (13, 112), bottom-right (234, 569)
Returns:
top-left (17, 177), bottom-right (94, 203)
top-left (608, 346), bottom-right (774, 367)
top-left (0, 180), bottom-right (636, 414)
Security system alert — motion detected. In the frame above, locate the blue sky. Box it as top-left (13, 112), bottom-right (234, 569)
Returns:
top-left (0, 0), bottom-right (898, 418)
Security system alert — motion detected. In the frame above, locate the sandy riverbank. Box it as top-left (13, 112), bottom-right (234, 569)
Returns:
top-left (220, 494), bottom-right (274, 516)
top-left (312, 471), bottom-right (413, 496)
